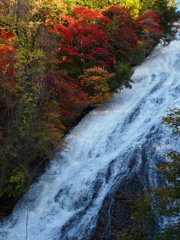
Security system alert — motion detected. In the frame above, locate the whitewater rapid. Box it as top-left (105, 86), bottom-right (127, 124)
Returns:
top-left (0, 37), bottom-right (180, 239)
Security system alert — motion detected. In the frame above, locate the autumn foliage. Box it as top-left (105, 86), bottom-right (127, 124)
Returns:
top-left (80, 67), bottom-right (114, 106)
top-left (50, 8), bottom-right (113, 69)
top-left (41, 7), bottom-right (164, 121)
top-left (135, 10), bottom-right (163, 53)
top-left (0, 30), bottom-right (15, 91)
top-left (102, 6), bottom-right (138, 61)
top-left (45, 5), bottom-right (164, 117)
top-left (0, 30), bottom-right (15, 142)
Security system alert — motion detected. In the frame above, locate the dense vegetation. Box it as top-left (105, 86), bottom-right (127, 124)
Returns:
top-left (0, 0), bottom-right (179, 216)
top-left (115, 108), bottom-right (180, 240)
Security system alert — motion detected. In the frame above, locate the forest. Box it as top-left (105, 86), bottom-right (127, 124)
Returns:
top-left (0, 1), bottom-right (179, 236)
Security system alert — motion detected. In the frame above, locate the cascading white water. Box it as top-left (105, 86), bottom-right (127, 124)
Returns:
top-left (0, 36), bottom-right (180, 240)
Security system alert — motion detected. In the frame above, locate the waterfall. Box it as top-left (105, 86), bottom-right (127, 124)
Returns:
top-left (0, 37), bottom-right (180, 240)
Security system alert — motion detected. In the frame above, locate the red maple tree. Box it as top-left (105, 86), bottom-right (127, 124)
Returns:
top-left (50, 7), bottom-right (113, 70)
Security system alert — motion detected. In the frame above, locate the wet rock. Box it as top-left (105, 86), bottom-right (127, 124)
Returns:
top-left (93, 174), bottom-right (144, 240)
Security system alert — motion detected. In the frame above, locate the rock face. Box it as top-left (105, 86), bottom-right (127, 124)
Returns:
top-left (93, 174), bottom-right (144, 240)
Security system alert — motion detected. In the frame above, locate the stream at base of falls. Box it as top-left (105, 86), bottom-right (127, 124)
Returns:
top-left (0, 36), bottom-right (180, 240)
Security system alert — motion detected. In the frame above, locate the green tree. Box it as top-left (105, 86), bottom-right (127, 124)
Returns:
top-left (0, 0), bottom-right (65, 198)
top-left (64, 0), bottom-right (142, 16)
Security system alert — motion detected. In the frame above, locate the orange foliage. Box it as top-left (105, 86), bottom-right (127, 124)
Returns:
top-left (80, 67), bottom-right (114, 106)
